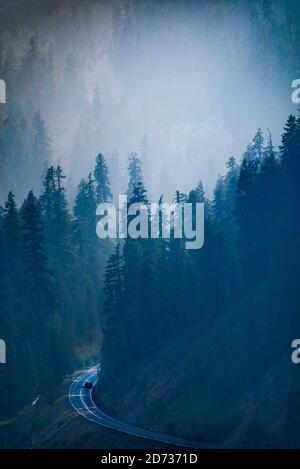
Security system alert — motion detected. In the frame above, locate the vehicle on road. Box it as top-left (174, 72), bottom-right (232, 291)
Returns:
top-left (84, 381), bottom-right (93, 389)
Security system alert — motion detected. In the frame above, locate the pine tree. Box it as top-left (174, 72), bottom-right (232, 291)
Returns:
top-left (130, 181), bottom-right (148, 204)
top-left (73, 173), bottom-right (97, 264)
top-left (0, 108), bottom-right (30, 200)
top-left (21, 191), bottom-right (53, 309)
top-left (62, 52), bottom-right (85, 110)
top-left (211, 176), bottom-right (225, 230)
top-left (236, 150), bottom-right (260, 283)
top-left (19, 36), bottom-right (43, 106)
top-left (280, 114), bottom-right (300, 180)
top-left (94, 153), bottom-right (112, 204)
top-left (127, 153), bottom-right (144, 201)
top-left (0, 199), bottom-right (32, 416)
top-left (252, 128), bottom-right (264, 162)
top-left (42, 43), bottom-right (57, 105)
top-left (109, 150), bottom-right (124, 201)
top-left (139, 135), bottom-right (153, 196)
top-left (194, 180), bottom-right (205, 203)
top-left (92, 84), bottom-right (102, 152)
top-left (21, 190), bottom-right (56, 400)
top-left (223, 157), bottom-right (239, 227)
top-left (41, 166), bottom-right (73, 269)
top-left (31, 111), bottom-right (52, 191)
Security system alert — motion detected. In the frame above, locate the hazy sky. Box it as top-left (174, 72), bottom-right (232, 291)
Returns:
top-left (1, 0), bottom-right (299, 199)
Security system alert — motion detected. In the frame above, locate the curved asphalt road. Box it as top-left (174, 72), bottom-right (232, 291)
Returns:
top-left (69, 365), bottom-right (215, 449)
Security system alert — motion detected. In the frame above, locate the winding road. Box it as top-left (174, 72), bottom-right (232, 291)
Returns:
top-left (69, 365), bottom-right (215, 449)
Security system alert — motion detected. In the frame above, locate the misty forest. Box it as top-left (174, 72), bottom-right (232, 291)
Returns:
top-left (1, 0), bottom-right (300, 449)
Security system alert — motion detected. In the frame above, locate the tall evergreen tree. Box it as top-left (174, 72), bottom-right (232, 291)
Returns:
top-left (30, 111), bottom-right (52, 191)
top-left (73, 173), bottom-right (97, 264)
top-left (127, 153), bottom-right (144, 201)
top-left (94, 153), bottom-right (112, 204)
top-left (21, 191), bottom-right (57, 400)
top-left (41, 166), bottom-right (73, 269)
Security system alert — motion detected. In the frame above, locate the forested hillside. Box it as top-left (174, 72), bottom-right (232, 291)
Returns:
top-left (0, 156), bottom-right (113, 418)
top-left (97, 115), bottom-right (300, 448)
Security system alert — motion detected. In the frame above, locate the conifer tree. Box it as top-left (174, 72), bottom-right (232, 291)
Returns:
top-left (280, 114), bottom-right (300, 180)
top-left (92, 84), bottom-right (102, 151)
top-left (139, 135), bottom-right (153, 196)
top-left (41, 166), bottom-right (73, 269)
top-left (21, 191), bottom-right (56, 399)
top-left (94, 153), bottom-right (112, 204)
top-left (127, 153), bottom-right (144, 201)
top-left (30, 111), bottom-right (52, 191)
top-left (73, 173), bottom-right (97, 263)
top-left (21, 192), bottom-right (54, 325)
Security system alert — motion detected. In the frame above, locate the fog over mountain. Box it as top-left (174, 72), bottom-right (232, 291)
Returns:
top-left (0, 0), bottom-right (299, 200)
